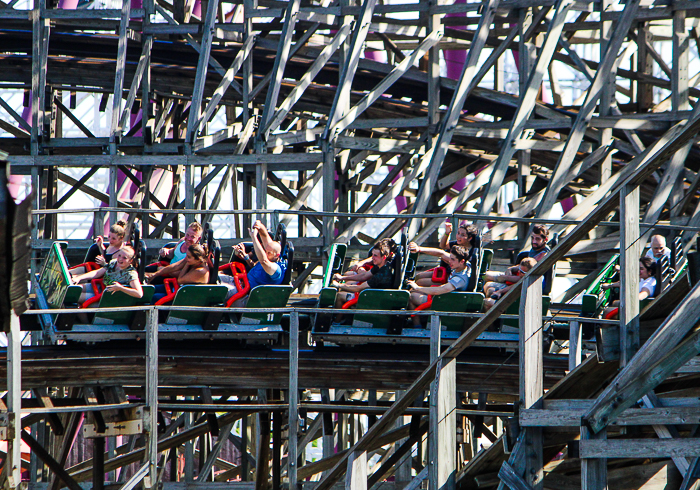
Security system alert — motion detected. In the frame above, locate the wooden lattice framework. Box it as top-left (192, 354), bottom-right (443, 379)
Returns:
top-left (4, 0), bottom-right (700, 488)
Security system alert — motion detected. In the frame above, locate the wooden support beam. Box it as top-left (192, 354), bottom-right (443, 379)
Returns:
top-left (258, 0), bottom-right (302, 136)
top-left (619, 184), bottom-right (640, 366)
top-left (533, 0), bottom-right (641, 221)
top-left (288, 312), bottom-right (300, 490)
top-left (22, 430), bottom-right (83, 490)
top-left (408, 0), bottom-right (500, 237)
top-left (110, 0), bottom-right (131, 141)
top-left (577, 438), bottom-right (700, 459)
top-left (185, 0), bottom-right (220, 145)
top-left (580, 426), bottom-right (607, 490)
top-left (323, 0), bottom-right (378, 141)
top-left (344, 450), bottom-right (367, 490)
top-left (429, 354), bottom-right (457, 490)
top-left (6, 312), bottom-right (21, 490)
top-left (265, 25), bottom-right (351, 136)
top-left (197, 35), bottom-right (255, 134)
top-left (332, 30), bottom-right (442, 135)
top-left (585, 324), bottom-right (700, 434)
top-left (519, 275), bottom-right (543, 490)
top-left (475, 0), bottom-right (574, 220)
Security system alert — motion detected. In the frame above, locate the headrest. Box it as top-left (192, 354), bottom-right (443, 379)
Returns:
top-left (275, 223), bottom-right (288, 258)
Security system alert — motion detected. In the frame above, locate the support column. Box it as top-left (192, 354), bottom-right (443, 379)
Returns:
top-left (145, 307), bottom-right (159, 488)
top-left (345, 450), bottom-right (367, 490)
top-left (517, 7), bottom-right (535, 239)
top-left (519, 275), bottom-right (543, 490)
top-left (581, 426), bottom-right (607, 490)
top-left (598, 0), bottom-right (613, 185)
top-left (288, 312), bottom-right (300, 490)
top-left (429, 315), bottom-right (456, 490)
top-left (6, 312), bottom-right (22, 489)
top-left (620, 184), bottom-right (640, 366)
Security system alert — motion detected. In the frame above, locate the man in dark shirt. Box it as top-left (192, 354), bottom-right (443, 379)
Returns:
top-left (526, 224), bottom-right (550, 262)
top-left (331, 241), bottom-right (393, 308)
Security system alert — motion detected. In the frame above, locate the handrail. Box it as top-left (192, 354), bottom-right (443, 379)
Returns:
top-left (20, 305), bottom-right (620, 324)
top-left (29, 207), bottom-right (700, 232)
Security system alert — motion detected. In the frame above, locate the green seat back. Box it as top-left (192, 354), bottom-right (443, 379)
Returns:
top-left (322, 244), bottom-right (347, 288)
top-left (39, 242), bottom-right (75, 308)
top-left (240, 285), bottom-right (293, 325)
top-left (93, 286), bottom-right (155, 326)
top-left (502, 296), bottom-right (551, 329)
top-left (430, 292), bottom-right (484, 332)
top-left (352, 289), bottom-right (409, 329)
top-left (479, 249), bottom-right (494, 283)
top-left (166, 285), bottom-right (228, 325)
top-left (581, 254), bottom-right (619, 316)
top-left (318, 287), bottom-right (337, 308)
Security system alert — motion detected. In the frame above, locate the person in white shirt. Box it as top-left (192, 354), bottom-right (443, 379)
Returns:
top-left (406, 245), bottom-right (471, 326)
top-left (601, 257), bottom-right (657, 318)
top-left (645, 234), bottom-right (671, 262)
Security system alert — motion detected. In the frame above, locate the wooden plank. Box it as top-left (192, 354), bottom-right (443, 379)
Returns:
top-left (586, 326), bottom-right (700, 434)
top-left (322, 0), bottom-right (378, 140)
top-left (533, 0), bottom-right (641, 221)
top-left (429, 357), bottom-right (456, 490)
top-left (344, 451), bottom-right (367, 490)
top-left (578, 438), bottom-right (700, 459)
top-left (198, 35), bottom-right (255, 134)
top-left (332, 30), bottom-right (442, 135)
top-left (475, 0), bottom-right (574, 219)
top-left (258, 0), bottom-right (302, 135)
top-left (520, 405), bottom-right (700, 427)
top-left (580, 426), bottom-right (607, 490)
top-left (498, 461), bottom-right (534, 490)
top-left (288, 312), bottom-right (299, 489)
top-left (520, 275), bottom-right (543, 490)
top-left (185, 0), bottom-right (220, 144)
top-left (110, 0), bottom-right (131, 139)
top-left (264, 24), bottom-right (350, 131)
top-left (407, 0), bottom-right (500, 237)
top-left (619, 184), bottom-right (640, 366)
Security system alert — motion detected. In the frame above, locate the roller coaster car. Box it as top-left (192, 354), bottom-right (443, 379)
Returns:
top-left (581, 254), bottom-right (620, 318)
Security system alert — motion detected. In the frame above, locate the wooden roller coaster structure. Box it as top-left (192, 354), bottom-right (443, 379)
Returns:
top-left (4, 0), bottom-right (700, 487)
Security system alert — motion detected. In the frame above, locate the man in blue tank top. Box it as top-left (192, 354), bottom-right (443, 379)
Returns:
top-left (221, 221), bottom-right (286, 305)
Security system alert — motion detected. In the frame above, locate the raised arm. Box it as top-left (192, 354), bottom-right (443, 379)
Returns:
top-left (438, 222), bottom-right (453, 250)
top-left (253, 220), bottom-right (276, 251)
top-left (408, 242), bottom-right (450, 261)
top-left (250, 227), bottom-right (279, 276)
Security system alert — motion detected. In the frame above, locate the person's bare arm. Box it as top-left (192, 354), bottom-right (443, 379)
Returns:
top-left (151, 258), bottom-right (186, 280)
top-left (348, 256), bottom-right (372, 272)
top-left (409, 242), bottom-right (450, 261)
top-left (332, 281), bottom-right (370, 293)
top-left (178, 264), bottom-right (209, 285)
top-left (250, 228), bottom-right (278, 276)
top-left (334, 269), bottom-right (372, 283)
top-left (104, 278), bottom-right (143, 298)
top-left (407, 280), bottom-right (456, 296)
top-left (73, 267), bottom-right (106, 284)
top-left (253, 220), bottom-right (275, 250)
top-left (439, 222), bottom-right (453, 250)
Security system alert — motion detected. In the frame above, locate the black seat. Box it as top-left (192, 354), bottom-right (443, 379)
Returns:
top-left (654, 255), bottom-right (671, 297)
top-left (671, 235), bottom-right (685, 272)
